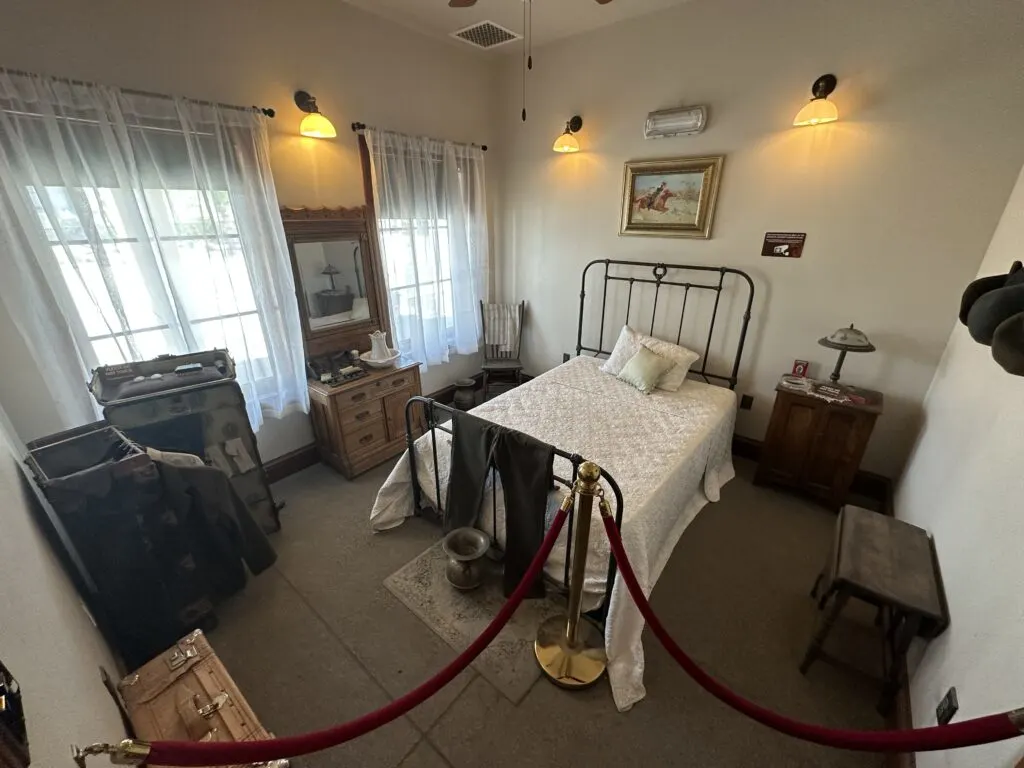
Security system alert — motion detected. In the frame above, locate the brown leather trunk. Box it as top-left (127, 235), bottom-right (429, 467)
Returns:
top-left (117, 630), bottom-right (286, 768)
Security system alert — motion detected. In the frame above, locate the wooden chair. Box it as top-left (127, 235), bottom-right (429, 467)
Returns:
top-left (480, 300), bottom-right (525, 401)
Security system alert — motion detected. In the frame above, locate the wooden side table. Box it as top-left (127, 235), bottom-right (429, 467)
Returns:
top-left (800, 505), bottom-right (947, 713)
top-left (754, 377), bottom-right (883, 510)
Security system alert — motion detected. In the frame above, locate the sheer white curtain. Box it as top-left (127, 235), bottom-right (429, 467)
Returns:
top-left (0, 69), bottom-right (308, 432)
top-left (364, 128), bottom-right (487, 368)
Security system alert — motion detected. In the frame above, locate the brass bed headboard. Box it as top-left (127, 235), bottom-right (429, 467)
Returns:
top-left (576, 259), bottom-right (755, 390)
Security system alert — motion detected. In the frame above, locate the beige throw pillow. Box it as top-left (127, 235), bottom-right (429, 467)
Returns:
top-left (599, 325), bottom-right (700, 392)
top-left (616, 346), bottom-right (675, 394)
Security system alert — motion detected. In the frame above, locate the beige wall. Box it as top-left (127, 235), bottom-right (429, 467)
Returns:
top-left (0, 410), bottom-right (125, 764)
top-left (495, 0), bottom-right (1024, 476)
top-left (896, 161), bottom-right (1024, 768)
top-left (0, 0), bottom-right (497, 458)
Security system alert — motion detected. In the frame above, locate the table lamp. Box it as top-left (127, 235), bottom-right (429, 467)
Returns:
top-left (321, 263), bottom-right (340, 291)
top-left (818, 324), bottom-right (875, 382)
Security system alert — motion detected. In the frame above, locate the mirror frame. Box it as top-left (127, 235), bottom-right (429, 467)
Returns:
top-left (281, 205), bottom-right (391, 357)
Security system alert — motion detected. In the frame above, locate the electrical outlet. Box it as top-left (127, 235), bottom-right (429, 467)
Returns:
top-left (936, 687), bottom-right (959, 725)
top-left (739, 394), bottom-right (754, 410)
top-left (562, 352), bottom-right (570, 363)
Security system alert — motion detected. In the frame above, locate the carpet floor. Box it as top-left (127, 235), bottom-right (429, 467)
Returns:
top-left (208, 458), bottom-right (887, 767)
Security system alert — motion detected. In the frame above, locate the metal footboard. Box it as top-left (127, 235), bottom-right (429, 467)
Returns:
top-left (403, 395), bottom-right (624, 625)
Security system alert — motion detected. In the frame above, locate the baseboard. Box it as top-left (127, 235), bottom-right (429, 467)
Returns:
top-left (731, 435), bottom-right (894, 514)
top-left (264, 443), bottom-right (319, 484)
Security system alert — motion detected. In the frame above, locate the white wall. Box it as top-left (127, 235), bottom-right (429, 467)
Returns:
top-left (0, 0), bottom-right (496, 459)
top-left (495, 0), bottom-right (1024, 476)
top-left (895, 160), bottom-right (1024, 768)
top-left (0, 410), bottom-right (125, 764)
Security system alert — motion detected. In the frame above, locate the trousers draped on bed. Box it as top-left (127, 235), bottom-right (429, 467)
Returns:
top-left (447, 410), bottom-right (554, 598)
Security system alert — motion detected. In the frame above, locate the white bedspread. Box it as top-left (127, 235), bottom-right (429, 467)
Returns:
top-left (370, 356), bottom-right (736, 710)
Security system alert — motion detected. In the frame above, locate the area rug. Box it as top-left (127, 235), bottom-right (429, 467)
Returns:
top-left (384, 542), bottom-right (565, 703)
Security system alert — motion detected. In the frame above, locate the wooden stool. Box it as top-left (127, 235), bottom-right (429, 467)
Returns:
top-left (800, 505), bottom-right (947, 714)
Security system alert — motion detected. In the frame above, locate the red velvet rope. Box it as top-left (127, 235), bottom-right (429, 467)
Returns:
top-left (599, 513), bottom-right (1022, 753)
top-left (145, 507), bottom-right (568, 767)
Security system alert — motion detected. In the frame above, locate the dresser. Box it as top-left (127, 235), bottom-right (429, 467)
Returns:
top-left (754, 378), bottom-right (882, 510)
top-left (308, 361), bottom-right (423, 479)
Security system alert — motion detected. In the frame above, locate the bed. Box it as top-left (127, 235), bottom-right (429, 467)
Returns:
top-left (370, 259), bottom-right (755, 711)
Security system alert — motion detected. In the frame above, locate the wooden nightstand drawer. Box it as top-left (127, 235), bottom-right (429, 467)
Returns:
top-left (339, 399), bottom-right (383, 428)
top-left (343, 417), bottom-right (388, 455)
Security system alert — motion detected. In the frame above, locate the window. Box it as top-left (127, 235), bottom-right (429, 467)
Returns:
top-left (28, 185), bottom-right (272, 380)
top-left (377, 216), bottom-right (455, 350)
top-left (365, 128), bottom-right (488, 368)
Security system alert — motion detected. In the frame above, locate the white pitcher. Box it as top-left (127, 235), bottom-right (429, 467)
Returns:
top-left (369, 330), bottom-right (390, 361)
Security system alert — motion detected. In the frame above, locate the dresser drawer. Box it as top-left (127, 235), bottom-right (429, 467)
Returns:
top-left (343, 418), bottom-right (388, 455)
top-left (334, 384), bottom-right (377, 410)
top-left (373, 370), bottom-right (416, 396)
top-left (339, 399), bottom-right (383, 428)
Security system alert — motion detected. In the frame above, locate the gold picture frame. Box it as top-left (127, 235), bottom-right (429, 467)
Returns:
top-left (619, 155), bottom-right (724, 239)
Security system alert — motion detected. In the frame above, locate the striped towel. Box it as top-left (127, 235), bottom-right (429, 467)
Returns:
top-left (483, 303), bottom-right (521, 354)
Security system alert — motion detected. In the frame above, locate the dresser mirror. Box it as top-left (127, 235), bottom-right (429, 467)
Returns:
top-left (281, 206), bottom-right (390, 358)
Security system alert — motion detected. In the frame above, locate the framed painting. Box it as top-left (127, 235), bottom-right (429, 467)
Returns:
top-left (619, 155), bottom-right (724, 239)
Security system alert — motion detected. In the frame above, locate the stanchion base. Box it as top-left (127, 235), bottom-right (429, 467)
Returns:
top-left (534, 615), bottom-right (607, 689)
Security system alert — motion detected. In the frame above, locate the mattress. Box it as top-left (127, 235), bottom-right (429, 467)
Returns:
top-left (370, 355), bottom-right (736, 710)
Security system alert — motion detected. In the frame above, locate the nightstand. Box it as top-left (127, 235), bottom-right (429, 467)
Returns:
top-left (754, 377), bottom-right (882, 510)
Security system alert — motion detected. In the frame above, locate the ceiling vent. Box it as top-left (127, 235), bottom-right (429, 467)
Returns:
top-left (451, 21), bottom-right (520, 50)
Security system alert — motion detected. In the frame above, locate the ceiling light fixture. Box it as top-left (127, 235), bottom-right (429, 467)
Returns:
top-left (793, 74), bottom-right (839, 127)
top-left (294, 90), bottom-right (337, 139)
top-left (553, 115), bottom-right (583, 153)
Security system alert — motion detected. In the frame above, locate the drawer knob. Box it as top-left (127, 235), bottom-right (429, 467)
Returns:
top-left (351, 392), bottom-right (366, 402)
top-left (392, 378), bottom-right (406, 387)
top-left (356, 411), bottom-right (371, 421)
top-left (360, 434), bottom-right (374, 445)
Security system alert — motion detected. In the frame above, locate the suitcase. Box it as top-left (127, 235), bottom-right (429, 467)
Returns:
top-left (116, 630), bottom-right (287, 768)
top-left (93, 352), bottom-right (280, 534)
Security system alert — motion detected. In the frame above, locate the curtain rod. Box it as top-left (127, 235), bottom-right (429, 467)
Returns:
top-left (0, 67), bottom-right (275, 117)
top-left (351, 122), bottom-right (486, 151)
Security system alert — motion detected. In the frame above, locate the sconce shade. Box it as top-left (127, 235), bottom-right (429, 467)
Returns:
top-left (552, 131), bottom-right (580, 153)
top-left (793, 98), bottom-right (839, 127)
top-left (300, 112), bottom-right (337, 139)
top-left (552, 115), bottom-right (583, 153)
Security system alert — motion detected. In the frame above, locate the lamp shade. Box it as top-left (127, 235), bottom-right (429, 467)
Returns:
top-left (299, 112), bottom-right (337, 139)
top-left (552, 131), bottom-right (580, 153)
top-left (818, 325), bottom-right (875, 352)
top-left (793, 98), bottom-right (838, 127)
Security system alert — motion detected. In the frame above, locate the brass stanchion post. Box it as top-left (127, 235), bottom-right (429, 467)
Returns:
top-left (534, 461), bottom-right (608, 688)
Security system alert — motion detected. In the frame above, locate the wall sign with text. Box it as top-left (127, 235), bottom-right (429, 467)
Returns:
top-left (761, 232), bottom-right (806, 258)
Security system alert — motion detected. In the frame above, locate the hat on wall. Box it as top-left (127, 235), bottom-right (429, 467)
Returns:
top-left (960, 260), bottom-right (1024, 377)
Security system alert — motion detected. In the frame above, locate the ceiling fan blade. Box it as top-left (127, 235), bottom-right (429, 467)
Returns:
top-left (449, 0), bottom-right (477, 6)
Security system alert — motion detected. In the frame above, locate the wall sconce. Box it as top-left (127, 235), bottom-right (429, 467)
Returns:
top-left (294, 90), bottom-right (337, 139)
top-left (552, 115), bottom-right (583, 153)
top-left (792, 74), bottom-right (839, 127)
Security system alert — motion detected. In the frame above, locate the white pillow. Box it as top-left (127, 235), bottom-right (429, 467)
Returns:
top-left (599, 325), bottom-right (699, 392)
top-left (642, 335), bottom-right (700, 392)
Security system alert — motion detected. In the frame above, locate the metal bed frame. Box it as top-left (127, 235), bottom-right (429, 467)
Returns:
top-left (403, 259), bottom-right (755, 625)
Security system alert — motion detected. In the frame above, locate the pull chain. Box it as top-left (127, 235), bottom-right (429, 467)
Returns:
top-left (521, 0), bottom-right (527, 121)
